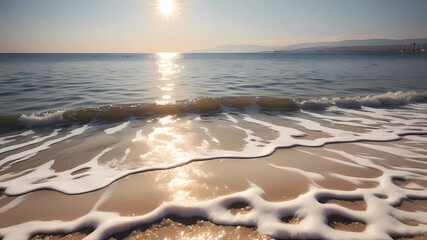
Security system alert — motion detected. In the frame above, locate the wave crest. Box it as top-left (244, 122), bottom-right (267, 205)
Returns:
top-left (1, 91), bottom-right (425, 129)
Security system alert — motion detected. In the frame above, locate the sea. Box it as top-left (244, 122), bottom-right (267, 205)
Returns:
top-left (0, 52), bottom-right (426, 239)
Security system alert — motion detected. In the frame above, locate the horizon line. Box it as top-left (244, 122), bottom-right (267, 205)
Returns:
top-left (2, 37), bottom-right (427, 54)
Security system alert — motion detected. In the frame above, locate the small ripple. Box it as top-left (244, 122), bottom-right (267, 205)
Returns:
top-left (239, 84), bottom-right (267, 89)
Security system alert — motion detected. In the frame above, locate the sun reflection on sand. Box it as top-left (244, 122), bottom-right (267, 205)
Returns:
top-left (107, 114), bottom-right (217, 171)
top-left (156, 52), bottom-right (182, 105)
top-left (156, 164), bottom-right (211, 201)
top-left (138, 115), bottom-right (194, 165)
top-left (141, 115), bottom-right (211, 201)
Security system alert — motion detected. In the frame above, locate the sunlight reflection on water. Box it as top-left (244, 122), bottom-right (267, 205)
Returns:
top-left (156, 52), bottom-right (183, 105)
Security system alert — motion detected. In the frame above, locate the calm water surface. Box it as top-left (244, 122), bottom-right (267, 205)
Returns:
top-left (0, 53), bottom-right (426, 115)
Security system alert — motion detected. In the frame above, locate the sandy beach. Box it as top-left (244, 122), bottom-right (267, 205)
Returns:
top-left (1, 134), bottom-right (426, 239)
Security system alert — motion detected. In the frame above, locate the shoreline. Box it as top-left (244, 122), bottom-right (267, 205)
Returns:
top-left (2, 135), bottom-right (427, 239)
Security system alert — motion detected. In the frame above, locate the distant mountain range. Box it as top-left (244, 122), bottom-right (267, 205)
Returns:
top-left (190, 38), bottom-right (427, 53)
top-left (190, 44), bottom-right (271, 53)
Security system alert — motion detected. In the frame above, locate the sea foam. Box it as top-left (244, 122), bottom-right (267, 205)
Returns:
top-left (0, 103), bottom-right (425, 196)
top-left (0, 98), bottom-right (426, 240)
top-left (19, 111), bottom-right (64, 128)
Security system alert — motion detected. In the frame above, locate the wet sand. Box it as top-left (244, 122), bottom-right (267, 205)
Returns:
top-left (1, 135), bottom-right (427, 239)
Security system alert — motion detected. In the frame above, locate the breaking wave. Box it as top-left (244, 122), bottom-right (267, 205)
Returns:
top-left (1, 91), bottom-right (425, 130)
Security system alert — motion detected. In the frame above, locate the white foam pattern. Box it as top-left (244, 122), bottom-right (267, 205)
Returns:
top-left (0, 103), bottom-right (426, 239)
top-left (0, 103), bottom-right (426, 195)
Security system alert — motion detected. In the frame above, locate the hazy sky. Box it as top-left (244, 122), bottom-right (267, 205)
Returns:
top-left (1, 0), bottom-right (427, 53)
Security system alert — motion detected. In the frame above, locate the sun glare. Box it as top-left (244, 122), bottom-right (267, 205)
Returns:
top-left (158, 0), bottom-right (175, 15)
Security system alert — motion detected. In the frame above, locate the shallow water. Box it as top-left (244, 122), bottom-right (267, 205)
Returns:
top-left (1, 102), bottom-right (426, 195)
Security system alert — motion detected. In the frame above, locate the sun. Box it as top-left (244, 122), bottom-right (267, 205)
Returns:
top-left (158, 0), bottom-right (175, 15)
top-left (153, 0), bottom-right (180, 22)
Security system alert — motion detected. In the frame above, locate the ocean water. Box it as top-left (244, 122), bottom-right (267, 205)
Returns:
top-left (0, 53), bottom-right (426, 239)
top-left (0, 52), bottom-right (426, 116)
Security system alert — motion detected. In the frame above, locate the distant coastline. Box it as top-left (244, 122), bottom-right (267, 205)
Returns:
top-left (192, 38), bottom-right (427, 53)
top-left (268, 43), bottom-right (427, 53)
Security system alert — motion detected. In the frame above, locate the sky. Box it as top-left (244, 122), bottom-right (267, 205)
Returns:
top-left (1, 0), bottom-right (427, 53)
